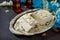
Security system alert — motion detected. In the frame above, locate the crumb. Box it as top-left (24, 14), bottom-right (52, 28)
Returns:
top-left (5, 10), bottom-right (9, 13)
top-left (41, 33), bottom-right (47, 37)
top-left (52, 28), bottom-right (59, 32)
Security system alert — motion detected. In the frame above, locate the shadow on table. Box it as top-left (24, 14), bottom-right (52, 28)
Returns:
top-left (13, 29), bottom-right (60, 40)
top-left (13, 32), bottom-right (48, 40)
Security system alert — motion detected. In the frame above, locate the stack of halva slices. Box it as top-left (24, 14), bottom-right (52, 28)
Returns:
top-left (14, 9), bottom-right (55, 33)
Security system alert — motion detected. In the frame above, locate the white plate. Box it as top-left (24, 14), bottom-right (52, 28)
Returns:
top-left (9, 9), bottom-right (56, 36)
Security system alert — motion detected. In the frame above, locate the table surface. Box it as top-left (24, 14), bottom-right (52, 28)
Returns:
top-left (0, 6), bottom-right (60, 40)
top-left (0, 0), bottom-right (60, 40)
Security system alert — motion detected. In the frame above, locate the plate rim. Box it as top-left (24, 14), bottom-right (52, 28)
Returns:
top-left (9, 9), bottom-right (56, 36)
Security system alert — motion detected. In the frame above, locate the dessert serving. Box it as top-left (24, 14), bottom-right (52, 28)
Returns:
top-left (9, 9), bottom-right (56, 35)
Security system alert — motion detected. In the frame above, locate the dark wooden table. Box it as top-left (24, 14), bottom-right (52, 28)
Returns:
top-left (0, 6), bottom-right (60, 40)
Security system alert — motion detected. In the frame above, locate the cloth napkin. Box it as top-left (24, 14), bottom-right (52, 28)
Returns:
top-left (47, 1), bottom-right (60, 28)
top-left (54, 8), bottom-right (60, 28)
